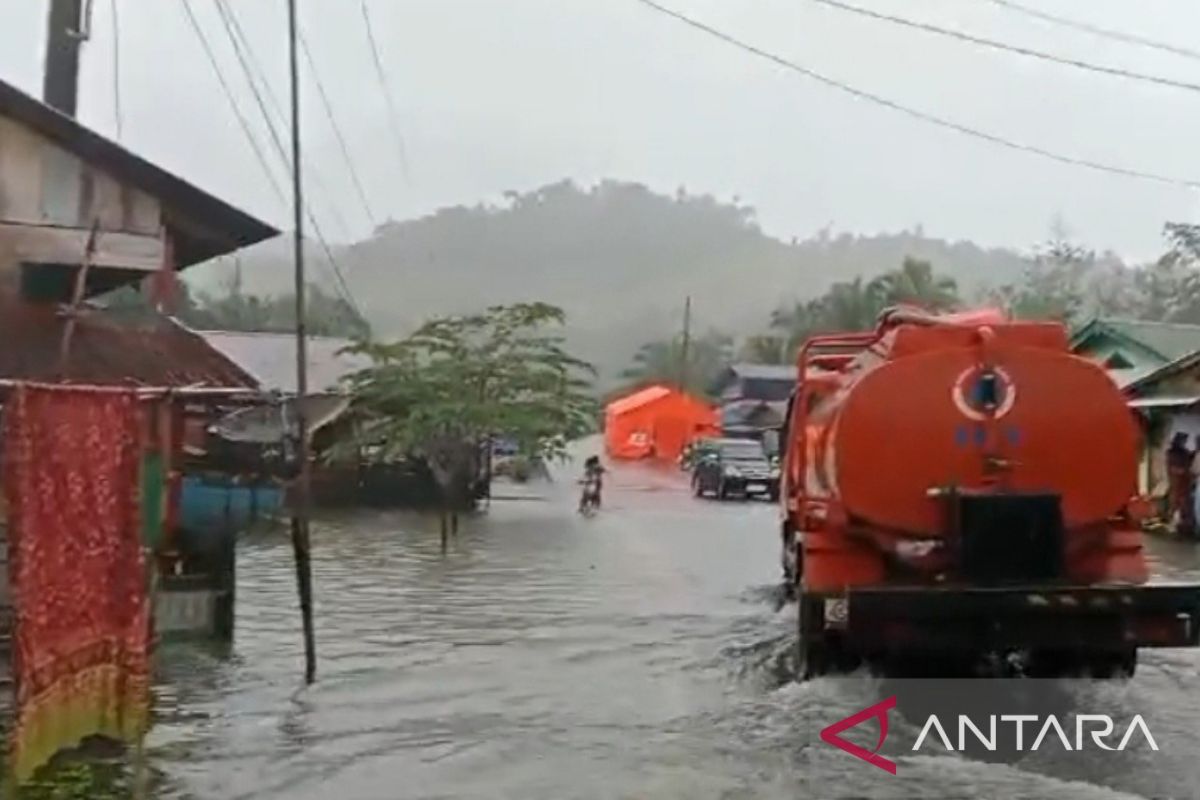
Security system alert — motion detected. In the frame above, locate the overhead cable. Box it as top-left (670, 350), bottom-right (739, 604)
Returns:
top-left (812, 0), bottom-right (1200, 95)
top-left (359, 0), bottom-right (411, 181)
top-left (981, 0), bottom-right (1200, 63)
top-left (631, 0), bottom-right (1200, 189)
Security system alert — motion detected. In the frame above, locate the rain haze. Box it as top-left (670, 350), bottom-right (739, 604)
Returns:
top-left (9, 4), bottom-right (1200, 800)
top-left (1, 0), bottom-right (1197, 257)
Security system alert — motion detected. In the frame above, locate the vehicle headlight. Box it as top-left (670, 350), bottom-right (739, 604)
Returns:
top-left (723, 465), bottom-right (741, 477)
top-left (769, 467), bottom-right (780, 479)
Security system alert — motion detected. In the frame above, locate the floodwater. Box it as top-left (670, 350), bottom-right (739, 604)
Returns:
top-left (58, 460), bottom-right (1200, 798)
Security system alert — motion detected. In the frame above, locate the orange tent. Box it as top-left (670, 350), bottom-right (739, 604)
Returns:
top-left (604, 385), bottom-right (720, 462)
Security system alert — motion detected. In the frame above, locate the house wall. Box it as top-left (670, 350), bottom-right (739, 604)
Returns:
top-left (0, 114), bottom-right (164, 278)
top-left (1133, 367), bottom-right (1200, 497)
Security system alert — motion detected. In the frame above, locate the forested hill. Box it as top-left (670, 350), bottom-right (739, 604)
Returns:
top-left (225, 179), bottom-right (1034, 384)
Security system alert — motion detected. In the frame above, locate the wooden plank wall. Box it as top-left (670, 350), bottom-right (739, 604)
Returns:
top-left (0, 114), bottom-right (164, 277)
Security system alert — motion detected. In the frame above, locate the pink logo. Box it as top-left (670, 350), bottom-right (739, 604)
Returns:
top-left (819, 696), bottom-right (898, 774)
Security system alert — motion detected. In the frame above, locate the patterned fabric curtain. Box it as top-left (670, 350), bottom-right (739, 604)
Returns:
top-left (2, 384), bottom-right (151, 783)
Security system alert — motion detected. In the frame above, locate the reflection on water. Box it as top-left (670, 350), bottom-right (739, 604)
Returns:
top-left (11, 460), bottom-right (1200, 799)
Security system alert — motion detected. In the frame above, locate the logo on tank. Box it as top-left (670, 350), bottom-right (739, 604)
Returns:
top-left (951, 366), bottom-right (1016, 421)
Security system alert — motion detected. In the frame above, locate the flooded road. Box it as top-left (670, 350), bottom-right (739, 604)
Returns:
top-left (143, 459), bottom-right (1200, 800)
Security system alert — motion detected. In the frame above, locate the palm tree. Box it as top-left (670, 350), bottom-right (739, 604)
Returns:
top-left (621, 330), bottom-right (733, 397)
top-left (823, 277), bottom-right (886, 331)
top-left (872, 257), bottom-right (959, 311)
top-left (739, 334), bottom-right (788, 365)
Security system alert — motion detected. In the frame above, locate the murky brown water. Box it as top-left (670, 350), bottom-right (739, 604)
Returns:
top-left (42, 458), bottom-right (1200, 798)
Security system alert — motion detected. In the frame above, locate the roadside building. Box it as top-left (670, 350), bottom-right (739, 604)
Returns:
top-left (709, 363), bottom-right (794, 449)
top-left (1069, 317), bottom-right (1200, 389)
top-left (1123, 353), bottom-right (1200, 501)
top-left (0, 76), bottom-right (277, 645)
top-left (196, 331), bottom-right (371, 507)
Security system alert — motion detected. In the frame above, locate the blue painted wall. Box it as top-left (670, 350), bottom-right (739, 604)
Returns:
top-left (180, 476), bottom-right (283, 532)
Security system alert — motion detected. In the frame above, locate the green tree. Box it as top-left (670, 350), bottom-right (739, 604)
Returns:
top-left (340, 303), bottom-right (596, 542)
top-left (620, 330), bottom-right (733, 397)
top-left (822, 277), bottom-right (886, 331)
top-left (990, 235), bottom-right (1094, 323)
top-left (873, 256), bottom-right (959, 310)
top-left (100, 272), bottom-right (371, 339)
top-left (738, 334), bottom-right (789, 365)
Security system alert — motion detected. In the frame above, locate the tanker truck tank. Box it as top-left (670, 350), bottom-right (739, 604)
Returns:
top-left (781, 306), bottom-right (1200, 678)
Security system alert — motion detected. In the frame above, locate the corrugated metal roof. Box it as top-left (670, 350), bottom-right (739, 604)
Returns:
top-left (726, 363), bottom-right (795, 381)
top-left (196, 331), bottom-right (369, 394)
top-left (0, 78), bottom-right (278, 267)
top-left (1072, 317), bottom-right (1200, 363)
top-left (1108, 364), bottom-right (1161, 390)
top-left (211, 395), bottom-right (351, 443)
top-left (0, 291), bottom-right (258, 388)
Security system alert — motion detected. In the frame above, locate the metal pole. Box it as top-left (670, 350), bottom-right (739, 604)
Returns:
top-left (679, 295), bottom-right (692, 392)
top-left (43, 0), bottom-right (85, 116)
top-left (286, 0), bottom-right (316, 685)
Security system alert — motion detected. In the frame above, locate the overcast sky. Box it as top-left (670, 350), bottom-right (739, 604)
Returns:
top-left (2, 0), bottom-right (1199, 261)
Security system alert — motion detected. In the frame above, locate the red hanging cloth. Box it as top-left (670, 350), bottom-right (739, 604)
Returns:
top-left (3, 384), bottom-right (151, 782)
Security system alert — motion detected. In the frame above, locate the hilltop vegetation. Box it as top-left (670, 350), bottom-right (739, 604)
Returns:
top-left (215, 179), bottom-right (1034, 386)
top-left (195, 180), bottom-right (1198, 388)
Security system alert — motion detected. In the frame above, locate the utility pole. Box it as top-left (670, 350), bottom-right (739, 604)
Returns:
top-left (679, 295), bottom-right (692, 393)
top-left (43, 0), bottom-right (88, 116)
top-left (287, 0), bottom-right (317, 686)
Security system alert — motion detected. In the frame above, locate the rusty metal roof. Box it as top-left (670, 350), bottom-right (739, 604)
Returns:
top-left (0, 78), bottom-right (278, 268)
top-left (0, 290), bottom-right (259, 389)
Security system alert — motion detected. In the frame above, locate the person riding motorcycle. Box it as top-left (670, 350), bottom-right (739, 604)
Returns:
top-left (579, 456), bottom-right (605, 512)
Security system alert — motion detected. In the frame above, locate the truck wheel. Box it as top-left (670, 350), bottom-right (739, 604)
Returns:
top-left (797, 594), bottom-right (831, 680)
top-left (1089, 649), bottom-right (1137, 679)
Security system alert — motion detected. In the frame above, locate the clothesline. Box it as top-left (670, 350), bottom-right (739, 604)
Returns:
top-left (0, 379), bottom-right (270, 400)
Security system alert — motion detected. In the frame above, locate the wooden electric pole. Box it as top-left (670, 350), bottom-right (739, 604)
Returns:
top-left (43, 0), bottom-right (86, 116)
top-left (679, 295), bottom-right (692, 393)
top-left (287, 0), bottom-right (317, 686)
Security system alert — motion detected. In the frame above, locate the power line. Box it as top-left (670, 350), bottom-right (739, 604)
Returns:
top-left (631, 0), bottom-right (1200, 190)
top-left (209, 0), bottom-right (357, 244)
top-left (359, 0), bottom-right (411, 181)
top-left (210, 0), bottom-right (364, 319)
top-left (980, 0), bottom-right (1200, 63)
top-left (811, 0), bottom-right (1200, 95)
top-left (180, 0), bottom-right (286, 204)
top-left (299, 29), bottom-right (379, 229)
top-left (109, 0), bottom-right (122, 138)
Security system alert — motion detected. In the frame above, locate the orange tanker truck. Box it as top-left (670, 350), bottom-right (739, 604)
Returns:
top-left (780, 306), bottom-right (1200, 678)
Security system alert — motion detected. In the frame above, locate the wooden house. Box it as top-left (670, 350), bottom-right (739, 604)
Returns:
top-left (0, 77), bottom-right (277, 642)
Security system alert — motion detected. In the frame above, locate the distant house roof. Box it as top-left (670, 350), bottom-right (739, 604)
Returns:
top-left (211, 395), bottom-right (352, 444)
top-left (724, 363), bottom-right (796, 382)
top-left (711, 363), bottom-right (796, 401)
top-left (0, 290), bottom-right (257, 388)
top-left (196, 331), bottom-right (369, 394)
top-left (0, 78), bottom-right (278, 267)
top-left (1070, 318), bottom-right (1200, 364)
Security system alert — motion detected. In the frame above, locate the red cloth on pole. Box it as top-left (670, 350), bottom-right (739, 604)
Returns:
top-left (2, 384), bottom-right (151, 782)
